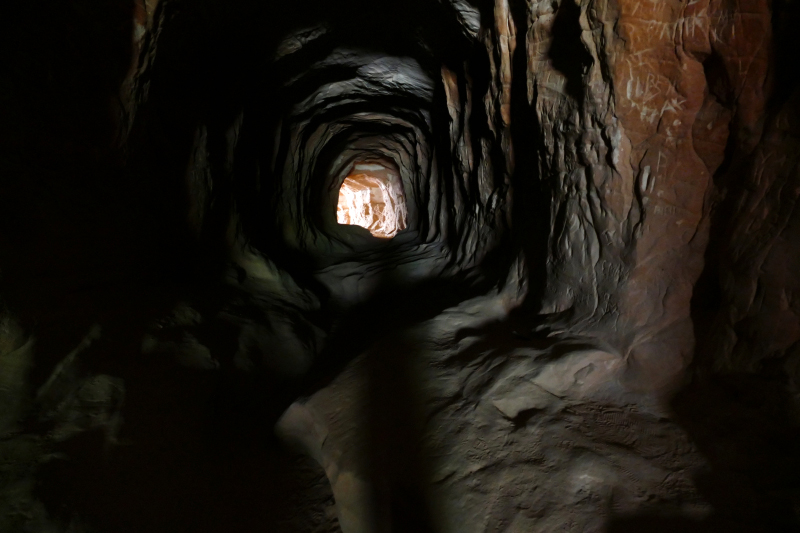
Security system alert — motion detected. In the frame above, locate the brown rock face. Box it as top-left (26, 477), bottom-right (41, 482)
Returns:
top-left (1, 0), bottom-right (799, 531)
top-left (522, 0), bottom-right (775, 392)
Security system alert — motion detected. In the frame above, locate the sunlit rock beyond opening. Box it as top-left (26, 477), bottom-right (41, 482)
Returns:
top-left (336, 163), bottom-right (407, 238)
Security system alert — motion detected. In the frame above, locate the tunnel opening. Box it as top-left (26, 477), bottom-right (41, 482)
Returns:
top-left (336, 162), bottom-right (407, 239)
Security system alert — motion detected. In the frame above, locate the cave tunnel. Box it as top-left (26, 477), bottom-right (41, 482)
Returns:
top-left (2, 0), bottom-right (800, 531)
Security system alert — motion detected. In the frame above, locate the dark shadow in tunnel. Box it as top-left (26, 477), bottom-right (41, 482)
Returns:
top-left (604, 371), bottom-right (800, 533)
top-left (0, 1), bottom-right (348, 531)
top-left (546, 0), bottom-right (593, 103)
top-left (508, 0), bottom-right (551, 313)
top-left (295, 260), bottom-right (509, 532)
top-left (363, 315), bottom-right (438, 532)
top-left (31, 313), bottom-right (343, 533)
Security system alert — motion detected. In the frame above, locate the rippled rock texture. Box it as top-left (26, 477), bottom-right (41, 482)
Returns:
top-left (1, 0), bottom-right (799, 531)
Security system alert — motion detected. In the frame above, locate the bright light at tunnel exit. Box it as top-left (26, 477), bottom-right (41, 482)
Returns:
top-left (336, 164), bottom-right (407, 239)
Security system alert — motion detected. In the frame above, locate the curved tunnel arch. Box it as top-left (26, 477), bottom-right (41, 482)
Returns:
top-left (4, 0), bottom-right (795, 531)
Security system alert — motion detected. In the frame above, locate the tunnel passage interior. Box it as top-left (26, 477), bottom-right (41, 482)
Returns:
top-left (3, 0), bottom-right (800, 532)
top-left (336, 162), bottom-right (407, 238)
